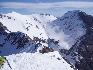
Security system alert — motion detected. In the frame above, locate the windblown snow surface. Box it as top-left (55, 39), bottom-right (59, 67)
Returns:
top-left (1, 51), bottom-right (74, 70)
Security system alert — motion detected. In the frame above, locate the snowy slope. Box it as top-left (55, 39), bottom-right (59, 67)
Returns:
top-left (0, 12), bottom-right (57, 55)
top-left (1, 12), bottom-right (48, 47)
top-left (1, 51), bottom-right (74, 70)
top-left (30, 14), bottom-right (57, 27)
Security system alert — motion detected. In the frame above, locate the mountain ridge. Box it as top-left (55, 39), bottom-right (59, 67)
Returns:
top-left (0, 10), bottom-right (93, 70)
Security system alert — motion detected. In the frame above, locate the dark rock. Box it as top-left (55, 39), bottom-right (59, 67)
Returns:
top-left (39, 46), bottom-right (54, 54)
top-left (59, 10), bottom-right (93, 70)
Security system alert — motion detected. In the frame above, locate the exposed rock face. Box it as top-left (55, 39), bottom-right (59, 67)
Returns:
top-left (46, 10), bottom-right (86, 50)
top-left (59, 11), bottom-right (93, 70)
top-left (0, 22), bottom-right (37, 56)
top-left (39, 46), bottom-right (54, 54)
top-left (74, 11), bottom-right (93, 70)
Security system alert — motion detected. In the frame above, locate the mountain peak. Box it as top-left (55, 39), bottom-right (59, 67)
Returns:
top-left (63, 10), bottom-right (81, 17)
top-left (65, 10), bottom-right (81, 14)
top-left (46, 10), bottom-right (86, 50)
top-left (60, 10), bottom-right (88, 21)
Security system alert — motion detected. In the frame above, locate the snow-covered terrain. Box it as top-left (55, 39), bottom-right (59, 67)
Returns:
top-left (0, 12), bottom-right (57, 56)
top-left (30, 14), bottom-right (57, 27)
top-left (1, 51), bottom-right (74, 70)
top-left (1, 10), bottom-right (93, 70)
top-left (2, 12), bottom-right (48, 46)
top-left (0, 11), bottom-right (76, 70)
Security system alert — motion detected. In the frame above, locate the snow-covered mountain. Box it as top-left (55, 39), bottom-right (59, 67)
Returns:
top-left (0, 11), bottom-right (75, 70)
top-left (1, 10), bottom-right (93, 70)
top-left (0, 12), bottom-right (57, 56)
top-left (2, 12), bottom-right (48, 45)
top-left (45, 10), bottom-right (86, 50)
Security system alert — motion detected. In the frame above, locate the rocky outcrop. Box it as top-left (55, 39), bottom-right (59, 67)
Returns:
top-left (59, 10), bottom-right (93, 70)
top-left (0, 22), bottom-right (37, 56)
